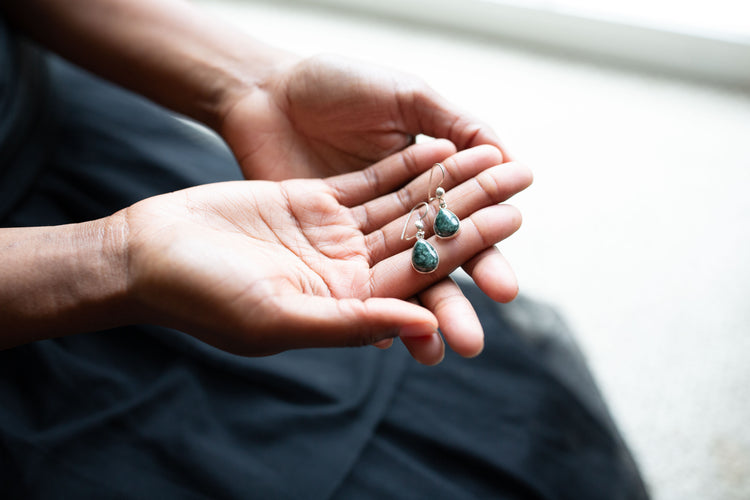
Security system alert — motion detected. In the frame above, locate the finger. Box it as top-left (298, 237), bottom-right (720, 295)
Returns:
top-left (326, 139), bottom-right (456, 208)
top-left (404, 84), bottom-right (513, 161)
top-left (357, 145), bottom-right (504, 236)
top-left (418, 277), bottom-right (484, 358)
top-left (248, 295), bottom-right (439, 354)
top-left (366, 160), bottom-right (532, 265)
top-left (400, 333), bottom-right (445, 366)
top-left (370, 204), bottom-right (522, 300)
top-left (373, 338), bottom-right (394, 349)
top-left (395, 295), bottom-right (445, 364)
top-left (462, 247), bottom-right (519, 304)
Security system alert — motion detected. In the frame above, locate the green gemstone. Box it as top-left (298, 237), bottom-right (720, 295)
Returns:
top-left (434, 208), bottom-right (459, 238)
top-left (411, 239), bottom-right (439, 273)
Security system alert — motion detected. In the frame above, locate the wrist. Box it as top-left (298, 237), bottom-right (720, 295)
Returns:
top-left (212, 41), bottom-right (300, 134)
top-left (94, 210), bottom-right (132, 326)
top-left (0, 214), bottom-right (132, 348)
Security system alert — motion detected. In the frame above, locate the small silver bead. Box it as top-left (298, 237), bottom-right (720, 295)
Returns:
top-left (415, 219), bottom-right (425, 230)
top-left (435, 187), bottom-right (445, 198)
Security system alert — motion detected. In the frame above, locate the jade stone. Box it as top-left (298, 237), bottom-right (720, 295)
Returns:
top-left (411, 239), bottom-right (439, 273)
top-left (434, 208), bottom-right (459, 238)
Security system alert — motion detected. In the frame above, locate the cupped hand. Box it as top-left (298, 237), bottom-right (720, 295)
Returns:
top-left (121, 142), bottom-right (531, 364)
top-left (220, 55), bottom-right (510, 181)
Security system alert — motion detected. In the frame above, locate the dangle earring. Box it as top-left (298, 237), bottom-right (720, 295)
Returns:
top-left (429, 163), bottom-right (460, 238)
top-left (401, 201), bottom-right (439, 273)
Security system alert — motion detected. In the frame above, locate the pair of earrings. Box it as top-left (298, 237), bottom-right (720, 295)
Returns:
top-left (401, 163), bottom-right (460, 274)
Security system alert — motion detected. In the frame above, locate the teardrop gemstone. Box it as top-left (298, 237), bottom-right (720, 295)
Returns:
top-left (411, 239), bottom-right (439, 273)
top-left (434, 208), bottom-right (459, 238)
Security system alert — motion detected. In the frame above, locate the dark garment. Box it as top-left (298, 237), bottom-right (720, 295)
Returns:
top-left (0, 26), bottom-right (649, 500)
top-left (0, 18), bottom-right (49, 219)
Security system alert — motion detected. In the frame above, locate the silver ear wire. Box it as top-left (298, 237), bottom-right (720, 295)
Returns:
top-left (401, 201), bottom-right (429, 241)
top-left (427, 162), bottom-right (447, 202)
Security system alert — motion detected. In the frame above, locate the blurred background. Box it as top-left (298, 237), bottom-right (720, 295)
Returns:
top-left (195, 1), bottom-right (750, 498)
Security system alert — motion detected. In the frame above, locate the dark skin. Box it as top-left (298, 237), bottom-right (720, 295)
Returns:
top-left (0, 0), bottom-right (529, 364)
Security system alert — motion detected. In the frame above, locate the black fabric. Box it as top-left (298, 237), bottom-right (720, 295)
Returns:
top-left (0, 19), bottom-right (50, 219)
top-left (330, 290), bottom-right (645, 500)
top-left (0, 30), bottom-right (649, 500)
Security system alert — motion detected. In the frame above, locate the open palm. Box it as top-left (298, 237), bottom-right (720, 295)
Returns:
top-left (124, 143), bottom-right (531, 364)
top-left (221, 55), bottom-right (508, 181)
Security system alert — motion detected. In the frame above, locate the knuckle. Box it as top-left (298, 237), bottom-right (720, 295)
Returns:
top-left (474, 143), bottom-right (504, 165)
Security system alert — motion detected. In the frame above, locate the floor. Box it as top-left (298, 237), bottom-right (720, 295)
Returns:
top-left (199, 1), bottom-right (750, 498)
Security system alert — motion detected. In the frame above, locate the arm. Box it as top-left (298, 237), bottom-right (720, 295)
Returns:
top-left (0, 145), bottom-right (532, 364)
top-left (0, 217), bottom-right (129, 348)
top-left (0, 0), bottom-right (294, 130)
top-left (1, 0), bottom-right (509, 181)
top-left (1, 1), bottom-right (523, 363)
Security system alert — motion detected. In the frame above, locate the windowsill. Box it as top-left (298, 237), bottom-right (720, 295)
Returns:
top-left (279, 0), bottom-right (750, 87)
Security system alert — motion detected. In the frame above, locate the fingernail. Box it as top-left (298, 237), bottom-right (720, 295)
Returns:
top-left (373, 338), bottom-right (394, 349)
top-left (398, 324), bottom-right (439, 338)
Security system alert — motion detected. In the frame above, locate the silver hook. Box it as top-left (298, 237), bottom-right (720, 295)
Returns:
top-left (427, 162), bottom-right (447, 202)
top-left (401, 201), bottom-right (429, 241)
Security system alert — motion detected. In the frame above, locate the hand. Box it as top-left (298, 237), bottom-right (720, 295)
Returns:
top-left (121, 142), bottom-right (531, 364)
top-left (220, 55), bottom-right (510, 181)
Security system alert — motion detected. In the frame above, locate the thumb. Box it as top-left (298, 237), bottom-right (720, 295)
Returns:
top-left (408, 85), bottom-right (513, 161)
top-left (265, 295), bottom-right (438, 350)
